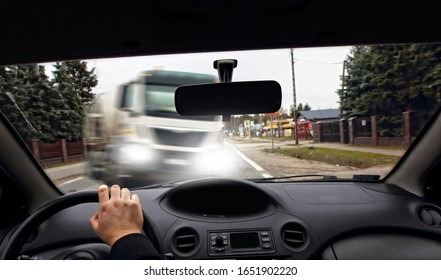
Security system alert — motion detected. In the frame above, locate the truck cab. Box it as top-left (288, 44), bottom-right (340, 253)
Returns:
top-left (86, 70), bottom-right (224, 187)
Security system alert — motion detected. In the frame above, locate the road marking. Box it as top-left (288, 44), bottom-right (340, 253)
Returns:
top-left (225, 141), bottom-right (272, 177)
top-left (61, 176), bottom-right (84, 185)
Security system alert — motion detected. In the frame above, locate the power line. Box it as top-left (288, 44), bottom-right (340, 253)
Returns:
top-left (294, 58), bottom-right (343, 65)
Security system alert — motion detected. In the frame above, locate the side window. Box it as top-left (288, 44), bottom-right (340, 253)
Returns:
top-left (120, 83), bottom-right (135, 109)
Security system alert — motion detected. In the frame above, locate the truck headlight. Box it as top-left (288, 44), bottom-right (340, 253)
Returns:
top-left (119, 144), bottom-right (154, 164)
top-left (194, 149), bottom-right (232, 175)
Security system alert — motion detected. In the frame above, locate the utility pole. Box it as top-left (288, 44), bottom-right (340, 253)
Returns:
top-left (290, 48), bottom-right (299, 145)
top-left (271, 115), bottom-right (274, 150)
top-left (340, 60), bottom-right (346, 116)
top-left (249, 115), bottom-right (252, 140)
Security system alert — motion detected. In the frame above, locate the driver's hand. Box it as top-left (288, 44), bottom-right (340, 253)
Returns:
top-left (89, 185), bottom-right (143, 246)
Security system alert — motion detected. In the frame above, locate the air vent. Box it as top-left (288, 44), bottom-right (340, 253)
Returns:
top-left (281, 223), bottom-right (307, 249)
top-left (173, 228), bottom-right (199, 254)
top-left (419, 205), bottom-right (441, 228)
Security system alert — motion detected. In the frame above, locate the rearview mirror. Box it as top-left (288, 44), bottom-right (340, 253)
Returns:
top-left (175, 81), bottom-right (282, 115)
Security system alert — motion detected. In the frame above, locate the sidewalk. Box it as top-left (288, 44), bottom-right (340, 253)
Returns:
top-left (44, 162), bottom-right (87, 181)
top-left (303, 141), bottom-right (406, 157)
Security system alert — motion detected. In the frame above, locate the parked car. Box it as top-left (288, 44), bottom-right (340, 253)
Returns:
top-left (0, 1), bottom-right (441, 262)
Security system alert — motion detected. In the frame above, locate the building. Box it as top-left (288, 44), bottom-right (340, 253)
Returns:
top-left (298, 109), bottom-right (340, 123)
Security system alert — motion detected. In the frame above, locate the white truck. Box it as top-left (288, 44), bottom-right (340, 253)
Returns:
top-left (86, 70), bottom-right (224, 187)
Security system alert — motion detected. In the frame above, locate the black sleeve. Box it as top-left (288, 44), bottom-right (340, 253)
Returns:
top-left (110, 233), bottom-right (163, 260)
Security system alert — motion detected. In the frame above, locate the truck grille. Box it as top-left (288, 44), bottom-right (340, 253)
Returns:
top-left (153, 128), bottom-right (206, 147)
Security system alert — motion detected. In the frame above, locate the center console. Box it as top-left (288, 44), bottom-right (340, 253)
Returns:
top-left (208, 229), bottom-right (275, 256)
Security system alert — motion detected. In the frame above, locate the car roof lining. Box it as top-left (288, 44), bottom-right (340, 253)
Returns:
top-left (1, 0), bottom-right (441, 65)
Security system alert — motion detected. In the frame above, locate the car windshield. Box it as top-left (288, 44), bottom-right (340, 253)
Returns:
top-left (0, 44), bottom-right (440, 193)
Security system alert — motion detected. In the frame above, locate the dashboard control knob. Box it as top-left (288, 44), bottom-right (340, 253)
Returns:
top-left (215, 236), bottom-right (224, 246)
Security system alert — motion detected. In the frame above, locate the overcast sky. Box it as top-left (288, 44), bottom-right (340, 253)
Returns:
top-left (49, 46), bottom-right (352, 111)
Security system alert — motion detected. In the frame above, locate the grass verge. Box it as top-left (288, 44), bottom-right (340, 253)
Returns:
top-left (265, 147), bottom-right (401, 168)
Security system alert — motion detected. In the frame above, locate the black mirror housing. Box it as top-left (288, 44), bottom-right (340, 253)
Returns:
top-left (175, 81), bottom-right (282, 116)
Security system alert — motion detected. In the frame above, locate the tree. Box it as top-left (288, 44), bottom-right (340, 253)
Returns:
top-left (278, 106), bottom-right (289, 118)
top-left (289, 102), bottom-right (312, 118)
top-left (32, 65), bottom-right (60, 142)
top-left (0, 61), bottom-right (97, 142)
top-left (0, 65), bottom-right (51, 141)
top-left (51, 62), bottom-right (80, 140)
top-left (21, 65), bottom-right (56, 142)
top-left (0, 66), bottom-right (17, 127)
top-left (338, 44), bottom-right (441, 136)
top-left (51, 61), bottom-right (97, 141)
top-left (64, 61), bottom-right (98, 104)
top-left (338, 46), bottom-right (372, 118)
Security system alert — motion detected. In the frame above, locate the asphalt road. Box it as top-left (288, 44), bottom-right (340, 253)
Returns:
top-left (50, 141), bottom-right (267, 193)
top-left (47, 139), bottom-right (403, 193)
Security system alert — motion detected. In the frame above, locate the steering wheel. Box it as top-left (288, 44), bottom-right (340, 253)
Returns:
top-left (0, 191), bottom-right (162, 260)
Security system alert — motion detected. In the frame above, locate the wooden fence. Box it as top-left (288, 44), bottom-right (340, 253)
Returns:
top-left (27, 139), bottom-right (85, 167)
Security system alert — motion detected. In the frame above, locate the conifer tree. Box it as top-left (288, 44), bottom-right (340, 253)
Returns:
top-left (338, 44), bottom-right (441, 136)
top-left (51, 61), bottom-right (97, 140)
top-left (0, 65), bottom-right (44, 140)
top-left (0, 66), bottom-right (16, 125)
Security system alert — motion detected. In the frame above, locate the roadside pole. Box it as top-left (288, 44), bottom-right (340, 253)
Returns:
top-left (250, 116), bottom-right (252, 140)
top-left (271, 115), bottom-right (274, 150)
top-left (290, 48), bottom-right (299, 145)
top-left (340, 60), bottom-right (346, 116)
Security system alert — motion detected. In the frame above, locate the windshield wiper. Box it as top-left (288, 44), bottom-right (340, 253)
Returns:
top-left (352, 174), bottom-right (381, 181)
top-left (248, 174), bottom-right (339, 183)
top-left (131, 181), bottom-right (181, 190)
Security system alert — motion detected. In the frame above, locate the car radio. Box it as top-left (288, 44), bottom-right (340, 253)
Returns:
top-left (208, 229), bottom-right (275, 256)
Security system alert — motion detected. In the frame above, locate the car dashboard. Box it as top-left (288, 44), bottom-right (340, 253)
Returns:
top-left (14, 178), bottom-right (441, 260)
